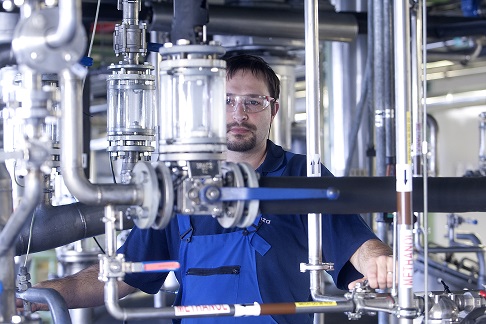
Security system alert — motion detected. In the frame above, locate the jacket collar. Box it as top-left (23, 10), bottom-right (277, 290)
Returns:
top-left (256, 140), bottom-right (285, 175)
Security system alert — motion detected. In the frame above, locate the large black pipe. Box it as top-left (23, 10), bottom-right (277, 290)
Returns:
top-left (259, 176), bottom-right (486, 215)
top-left (15, 203), bottom-right (134, 256)
top-left (17, 176), bottom-right (486, 255)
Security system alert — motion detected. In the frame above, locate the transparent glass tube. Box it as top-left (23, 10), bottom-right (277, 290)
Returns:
top-left (107, 65), bottom-right (155, 136)
top-left (157, 45), bottom-right (226, 161)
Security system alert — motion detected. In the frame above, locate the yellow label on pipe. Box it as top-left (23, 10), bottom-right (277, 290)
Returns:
top-left (295, 301), bottom-right (338, 307)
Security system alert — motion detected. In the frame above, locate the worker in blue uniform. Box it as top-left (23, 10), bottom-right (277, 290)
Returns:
top-left (19, 54), bottom-right (394, 323)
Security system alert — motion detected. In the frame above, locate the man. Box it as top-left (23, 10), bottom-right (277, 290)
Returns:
top-left (20, 54), bottom-right (393, 323)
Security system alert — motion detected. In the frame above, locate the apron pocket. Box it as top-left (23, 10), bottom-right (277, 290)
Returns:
top-left (183, 265), bottom-right (241, 305)
top-left (186, 265), bottom-right (241, 276)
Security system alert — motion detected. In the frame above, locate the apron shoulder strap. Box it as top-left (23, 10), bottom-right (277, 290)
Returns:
top-left (177, 215), bottom-right (194, 242)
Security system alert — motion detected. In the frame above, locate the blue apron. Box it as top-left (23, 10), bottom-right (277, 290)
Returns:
top-left (177, 153), bottom-right (294, 323)
top-left (177, 214), bottom-right (276, 323)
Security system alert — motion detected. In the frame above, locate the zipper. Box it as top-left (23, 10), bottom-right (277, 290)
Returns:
top-left (186, 265), bottom-right (241, 276)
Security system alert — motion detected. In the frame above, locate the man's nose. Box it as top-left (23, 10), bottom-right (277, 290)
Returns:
top-left (232, 101), bottom-right (248, 122)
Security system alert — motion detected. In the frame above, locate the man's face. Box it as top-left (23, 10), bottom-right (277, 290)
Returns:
top-left (226, 70), bottom-right (274, 153)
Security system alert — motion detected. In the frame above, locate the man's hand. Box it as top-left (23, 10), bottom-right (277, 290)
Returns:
top-left (348, 239), bottom-right (394, 290)
top-left (16, 297), bottom-right (49, 313)
top-left (348, 255), bottom-right (395, 290)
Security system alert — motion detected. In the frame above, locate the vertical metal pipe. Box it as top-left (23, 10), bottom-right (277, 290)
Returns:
top-left (411, 5), bottom-right (423, 177)
top-left (0, 169), bottom-right (42, 256)
top-left (304, 1), bottom-right (324, 323)
top-left (373, 0), bottom-right (386, 178)
top-left (393, 0), bottom-right (414, 323)
top-left (0, 162), bottom-right (15, 323)
top-left (421, 0), bottom-right (430, 320)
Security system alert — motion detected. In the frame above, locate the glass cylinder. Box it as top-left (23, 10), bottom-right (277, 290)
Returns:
top-left (158, 44), bottom-right (226, 161)
top-left (106, 64), bottom-right (155, 159)
top-left (107, 65), bottom-right (155, 135)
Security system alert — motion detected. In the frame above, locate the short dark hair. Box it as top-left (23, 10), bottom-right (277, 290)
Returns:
top-left (225, 54), bottom-right (280, 100)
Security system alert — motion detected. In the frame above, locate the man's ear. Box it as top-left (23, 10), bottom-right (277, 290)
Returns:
top-left (271, 101), bottom-right (280, 117)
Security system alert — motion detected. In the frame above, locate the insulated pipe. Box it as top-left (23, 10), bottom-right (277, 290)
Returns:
top-left (60, 68), bottom-right (143, 205)
top-left (0, 162), bottom-right (15, 323)
top-left (150, 2), bottom-right (358, 42)
top-left (14, 203), bottom-right (134, 256)
top-left (394, 0), bottom-right (414, 322)
top-left (258, 176), bottom-right (486, 214)
top-left (45, 0), bottom-right (80, 48)
top-left (0, 169), bottom-right (42, 256)
top-left (12, 176), bottom-right (486, 255)
top-left (16, 288), bottom-right (72, 324)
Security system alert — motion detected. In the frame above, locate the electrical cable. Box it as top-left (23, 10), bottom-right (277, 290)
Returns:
top-left (23, 212), bottom-right (35, 267)
top-left (82, 0), bottom-right (101, 89)
top-left (93, 236), bottom-right (105, 255)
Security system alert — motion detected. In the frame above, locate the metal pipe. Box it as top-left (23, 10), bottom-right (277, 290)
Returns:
top-left (394, 0), bottom-right (414, 322)
top-left (0, 169), bottom-right (42, 256)
top-left (150, 2), bottom-right (358, 42)
top-left (46, 0), bottom-right (80, 48)
top-left (0, 162), bottom-right (15, 323)
top-left (105, 275), bottom-right (357, 320)
top-left (303, 0), bottom-right (328, 313)
top-left (373, 0), bottom-right (386, 178)
top-left (448, 233), bottom-right (485, 288)
top-left (59, 68), bottom-right (143, 205)
top-left (16, 288), bottom-right (72, 324)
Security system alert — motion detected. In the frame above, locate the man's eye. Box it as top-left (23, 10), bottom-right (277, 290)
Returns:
top-left (246, 100), bottom-right (262, 106)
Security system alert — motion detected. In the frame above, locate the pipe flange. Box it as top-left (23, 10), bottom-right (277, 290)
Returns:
top-left (130, 161), bottom-right (159, 229)
top-left (218, 162), bottom-right (244, 228)
top-left (236, 162), bottom-right (260, 228)
top-left (152, 162), bottom-right (175, 229)
top-left (12, 8), bottom-right (86, 73)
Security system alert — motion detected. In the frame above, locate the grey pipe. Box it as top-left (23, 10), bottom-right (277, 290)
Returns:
top-left (454, 233), bottom-right (485, 288)
top-left (303, 0), bottom-right (327, 307)
top-left (0, 162), bottom-right (15, 323)
top-left (373, 0), bottom-right (386, 178)
top-left (150, 2), bottom-right (358, 42)
top-left (60, 68), bottom-right (143, 205)
top-left (0, 169), bottom-right (42, 256)
top-left (46, 0), bottom-right (80, 48)
top-left (16, 288), bottom-right (72, 324)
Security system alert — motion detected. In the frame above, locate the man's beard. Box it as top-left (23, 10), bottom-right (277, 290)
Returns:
top-left (227, 122), bottom-right (257, 152)
top-left (227, 134), bottom-right (256, 152)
